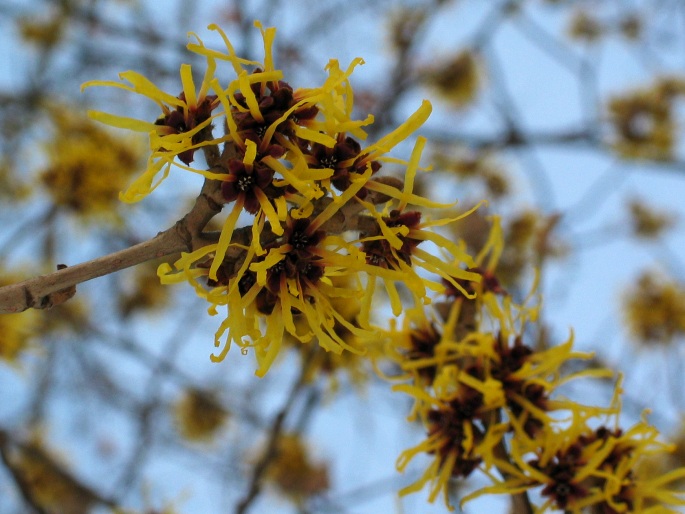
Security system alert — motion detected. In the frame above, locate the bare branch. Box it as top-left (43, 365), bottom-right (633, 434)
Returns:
top-left (0, 177), bottom-right (225, 314)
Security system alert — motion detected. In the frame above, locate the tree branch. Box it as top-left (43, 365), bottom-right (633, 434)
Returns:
top-left (0, 177), bottom-right (224, 314)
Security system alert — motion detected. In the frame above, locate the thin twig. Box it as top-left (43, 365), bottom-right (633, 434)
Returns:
top-left (235, 347), bottom-right (318, 514)
top-left (0, 176), bottom-right (224, 314)
top-left (0, 173), bottom-right (389, 314)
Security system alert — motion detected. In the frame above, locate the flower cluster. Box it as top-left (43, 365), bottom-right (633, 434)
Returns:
top-left (385, 252), bottom-right (685, 511)
top-left (608, 77), bottom-right (685, 161)
top-left (173, 388), bottom-right (229, 443)
top-left (85, 21), bottom-right (481, 377)
top-left (263, 433), bottom-right (330, 506)
top-left (79, 18), bottom-right (685, 513)
top-left (38, 106), bottom-right (143, 219)
top-left (623, 270), bottom-right (685, 346)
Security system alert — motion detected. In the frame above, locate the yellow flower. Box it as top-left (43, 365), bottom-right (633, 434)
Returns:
top-left (623, 271), bottom-right (685, 346)
top-left (163, 188), bottom-right (375, 377)
top-left (628, 199), bottom-right (675, 240)
top-left (38, 106), bottom-right (143, 219)
top-left (392, 268), bottom-right (613, 509)
top-left (395, 364), bottom-right (509, 507)
top-left (608, 84), bottom-right (676, 161)
top-left (82, 51), bottom-right (222, 202)
top-left (5, 435), bottom-right (103, 514)
top-left (173, 388), bottom-right (229, 442)
top-left (264, 434), bottom-right (330, 505)
top-left (0, 272), bottom-right (36, 362)
top-left (18, 14), bottom-right (64, 48)
top-left (0, 309), bottom-right (34, 363)
top-left (287, 276), bottom-right (372, 390)
top-left (424, 50), bottom-right (481, 108)
top-left (568, 10), bottom-right (604, 42)
top-left (465, 384), bottom-right (685, 513)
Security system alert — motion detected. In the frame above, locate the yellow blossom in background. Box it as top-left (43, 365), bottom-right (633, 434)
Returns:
top-left (619, 13), bottom-right (643, 40)
top-left (623, 270), bottom-right (685, 346)
top-left (424, 50), bottom-right (481, 109)
top-left (0, 159), bottom-right (32, 201)
top-left (608, 83), bottom-right (677, 161)
top-left (451, 209), bottom-right (564, 290)
top-left (38, 107), bottom-right (143, 219)
top-left (18, 14), bottom-right (65, 48)
top-left (628, 199), bottom-right (676, 239)
top-left (431, 146), bottom-right (511, 200)
top-left (568, 10), bottom-right (604, 42)
top-left (3, 435), bottom-right (104, 514)
top-left (0, 272), bottom-right (36, 363)
top-left (0, 309), bottom-right (34, 363)
top-left (264, 433), bottom-right (330, 505)
top-left (173, 388), bottom-right (229, 443)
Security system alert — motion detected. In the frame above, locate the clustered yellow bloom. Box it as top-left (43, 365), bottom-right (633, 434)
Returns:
top-left (264, 433), bottom-right (330, 505)
top-left (628, 199), bottom-right (676, 240)
top-left (86, 21), bottom-right (481, 377)
top-left (79, 19), bottom-right (685, 514)
top-left (480, 392), bottom-right (685, 513)
top-left (431, 146), bottom-right (511, 199)
top-left (608, 77), bottom-right (685, 161)
top-left (623, 270), bottom-right (685, 346)
top-left (4, 435), bottom-right (101, 514)
top-left (388, 271), bottom-right (685, 511)
top-left (424, 50), bottom-right (481, 109)
top-left (0, 272), bottom-right (36, 362)
top-left (286, 276), bottom-right (372, 391)
top-left (0, 308), bottom-right (34, 363)
top-left (568, 10), bottom-right (604, 42)
top-left (173, 388), bottom-right (229, 442)
top-left (38, 106), bottom-right (143, 219)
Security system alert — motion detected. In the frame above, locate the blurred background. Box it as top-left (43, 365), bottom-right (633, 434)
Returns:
top-left (1, 0), bottom-right (685, 512)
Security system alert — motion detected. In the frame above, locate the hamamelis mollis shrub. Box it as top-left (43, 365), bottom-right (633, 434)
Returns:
top-left (6, 19), bottom-right (684, 513)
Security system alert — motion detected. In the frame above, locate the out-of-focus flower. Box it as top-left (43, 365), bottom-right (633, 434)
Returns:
top-left (481, 210), bottom-right (565, 289)
top-left (608, 85), bottom-right (676, 161)
top-left (424, 50), bottom-right (481, 108)
top-left (173, 388), bottom-right (229, 442)
top-left (568, 10), bottom-right (604, 42)
top-left (628, 199), bottom-right (676, 240)
top-left (619, 13), bottom-right (643, 40)
top-left (18, 15), bottom-right (65, 48)
top-left (38, 107), bottom-right (143, 219)
top-left (0, 308), bottom-right (34, 363)
top-left (432, 147), bottom-right (511, 200)
top-left (4, 435), bottom-right (107, 514)
top-left (623, 271), bottom-right (685, 346)
top-left (264, 434), bottom-right (330, 505)
top-left (0, 272), bottom-right (36, 363)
